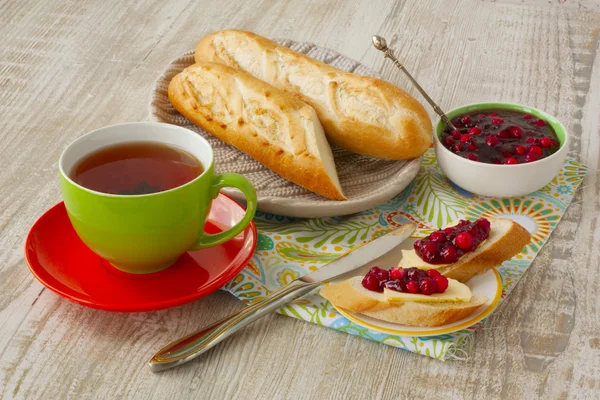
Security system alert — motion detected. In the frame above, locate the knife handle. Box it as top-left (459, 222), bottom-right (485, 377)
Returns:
top-left (148, 279), bottom-right (321, 372)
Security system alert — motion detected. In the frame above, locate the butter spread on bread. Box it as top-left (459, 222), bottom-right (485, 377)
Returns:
top-left (168, 62), bottom-right (345, 200)
top-left (384, 278), bottom-right (471, 303)
top-left (195, 29), bottom-right (433, 160)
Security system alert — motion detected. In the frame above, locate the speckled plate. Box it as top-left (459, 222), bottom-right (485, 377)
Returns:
top-left (150, 40), bottom-right (422, 218)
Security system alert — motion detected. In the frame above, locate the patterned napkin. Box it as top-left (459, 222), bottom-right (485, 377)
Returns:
top-left (221, 149), bottom-right (587, 360)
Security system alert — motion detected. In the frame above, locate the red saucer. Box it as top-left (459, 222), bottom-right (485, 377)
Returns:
top-left (25, 195), bottom-right (257, 312)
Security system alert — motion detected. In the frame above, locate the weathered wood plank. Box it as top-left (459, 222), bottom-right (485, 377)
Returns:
top-left (0, 0), bottom-right (599, 399)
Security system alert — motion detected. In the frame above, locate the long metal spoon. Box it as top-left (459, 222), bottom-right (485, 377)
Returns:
top-left (372, 35), bottom-right (457, 132)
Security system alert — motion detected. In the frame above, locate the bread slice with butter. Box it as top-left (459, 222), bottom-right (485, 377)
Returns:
top-left (321, 276), bottom-right (487, 327)
top-left (399, 218), bottom-right (531, 282)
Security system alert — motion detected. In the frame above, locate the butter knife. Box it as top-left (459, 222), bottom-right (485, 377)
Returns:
top-left (148, 223), bottom-right (415, 372)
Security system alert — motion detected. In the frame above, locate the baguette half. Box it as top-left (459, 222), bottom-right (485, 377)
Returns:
top-left (195, 30), bottom-right (432, 160)
top-left (399, 218), bottom-right (531, 282)
top-left (169, 62), bottom-right (345, 200)
top-left (321, 276), bottom-right (487, 327)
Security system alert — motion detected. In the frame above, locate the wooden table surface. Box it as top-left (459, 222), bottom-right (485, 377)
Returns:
top-left (1, 0), bottom-right (599, 398)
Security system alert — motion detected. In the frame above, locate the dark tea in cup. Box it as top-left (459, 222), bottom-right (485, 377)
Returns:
top-left (71, 141), bottom-right (204, 195)
top-left (60, 122), bottom-right (257, 273)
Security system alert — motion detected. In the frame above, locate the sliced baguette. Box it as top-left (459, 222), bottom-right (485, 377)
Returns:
top-left (169, 62), bottom-right (345, 200)
top-left (435, 218), bottom-right (531, 282)
top-left (321, 276), bottom-right (487, 327)
top-left (195, 30), bottom-right (432, 160)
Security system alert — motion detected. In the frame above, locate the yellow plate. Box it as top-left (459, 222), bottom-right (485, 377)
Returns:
top-left (334, 268), bottom-right (503, 337)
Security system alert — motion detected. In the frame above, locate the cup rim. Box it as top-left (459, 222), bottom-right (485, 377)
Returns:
top-left (433, 102), bottom-right (569, 168)
top-left (59, 121), bottom-right (213, 198)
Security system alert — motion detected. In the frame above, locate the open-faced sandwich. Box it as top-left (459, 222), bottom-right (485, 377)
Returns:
top-left (321, 218), bottom-right (531, 327)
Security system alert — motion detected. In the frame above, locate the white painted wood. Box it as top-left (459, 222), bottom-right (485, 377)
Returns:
top-left (1, 0), bottom-right (599, 398)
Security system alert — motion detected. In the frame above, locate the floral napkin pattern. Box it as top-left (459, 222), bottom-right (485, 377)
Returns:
top-left (221, 149), bottom-right (587, 360)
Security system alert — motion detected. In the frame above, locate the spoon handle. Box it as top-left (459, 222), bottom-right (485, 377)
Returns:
top-left (372, 35), bottom-right (457, 131)
top-left (148, 280), bottom-right (320, 372)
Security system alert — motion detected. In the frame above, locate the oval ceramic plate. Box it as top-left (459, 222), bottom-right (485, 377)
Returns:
top-left (150, 40), bottom-right (421, 218)
top-left (325, 236), bottom-right (502, 337)
top-left (25, 194), bottom-right (257, 312)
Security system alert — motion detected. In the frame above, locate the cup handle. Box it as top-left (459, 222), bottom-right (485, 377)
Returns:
top-left (190, 173), bottom-right (257, 251)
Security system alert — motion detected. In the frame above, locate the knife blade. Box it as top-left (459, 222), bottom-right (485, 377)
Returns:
top-left (148, 223), bottom-right (416, 372)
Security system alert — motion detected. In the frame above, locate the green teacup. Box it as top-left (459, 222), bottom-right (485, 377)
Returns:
top-left (59, 122), bottom-right (257, 274)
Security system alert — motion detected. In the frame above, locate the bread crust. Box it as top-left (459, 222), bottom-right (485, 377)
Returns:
top-left (438, 219), bottom-right (531, 282)
top-left (168, 62), bottom-right (345, 200)
top-left (195, 30), bottom-right (433, 160)
top-left (361, 295), bottom-right (487, 327)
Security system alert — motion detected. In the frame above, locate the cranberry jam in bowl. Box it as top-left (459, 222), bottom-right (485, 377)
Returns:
top-left (434, 103), bottom-right (568, 197)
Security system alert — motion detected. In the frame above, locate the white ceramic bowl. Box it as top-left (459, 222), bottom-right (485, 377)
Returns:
top-left (434, 103), bottom-right (569, 197)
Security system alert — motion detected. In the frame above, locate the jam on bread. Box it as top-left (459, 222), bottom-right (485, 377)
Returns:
top-left (413, 218), bottom-right (491, 264)
top-left (362, 266), bottom-right (449, 295)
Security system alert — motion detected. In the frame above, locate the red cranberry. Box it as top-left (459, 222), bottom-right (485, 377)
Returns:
top-left (461, 116), bottom-right (472, 124)
top-left (467, 143), bottom-right (477, 151)
top-left (477, 113), bottom-right (486, 118)
top-left (423, 241), bottom-right (438, 254)
top-left (443, 227), bottom-right (454, 235)
top-left (451, 130), bottom-right (462, 140)
top-left (444, 137), bottom-right (454, 146)
top-left (477, 218), bottom-right (491, 230)
top-left (502, 151), bottom-right (513, 158)
top-left (420, 278), bottom-right (436, 295)
top-left (426, 269), bottom-right (441, 278)
top-left (525, 153), bottom-right (538, 162)
top-left (375, 269), bottom-right (389, 282)
top-left (469, 127), bottom-right (482, 135)
top-left (526, 137), bottom-right (537, 144)
top-left (509, 126), bottom-right (523, 138)
top-left (489, 112), bottom-right (499, 117)
top-left (362, 274), bottom-right (381, 291)
top-left (498, 130), bottom-right (510, 138)
top-left (534, 119), bottom-right (546, 127)
top-left (524, 114), bottom-right (533, 120)
top-left (528, 145), bottom-right (543, 156)
top-left (441, 245), bottom-right (459, 263)
top-left (455, 232), bottom-right (473, 250)
top-left (505, 157), bottom-right (519, 165)
top-left (515, 145), bottom-right (526, 155)
top-left (486, 135), bottom-right (499, 146)
top-left (540, 137), bottom-right (553, 148)
top-left (492, 118), bottom-right (504, 125)
top-left (466, 154), bottom-right (479, 161)
top-left (430, 231), bottom-right (446, 243)
top-left (406, 280), bottom-right (419, 294)
top-left (392, 268), bottom-right (406, 280)
top-left (460, 134), bottom-right (471, 143)
top-left (369, 266), bottom-right (382, 275)
top-left (399, 268), bottom-right (408, 279)
top-left (452, 144), bottom-right (464, 152)
top-left (434, 275), bottom-right (449, 293)
top-left (492, 159), bottom-right (501, 164)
